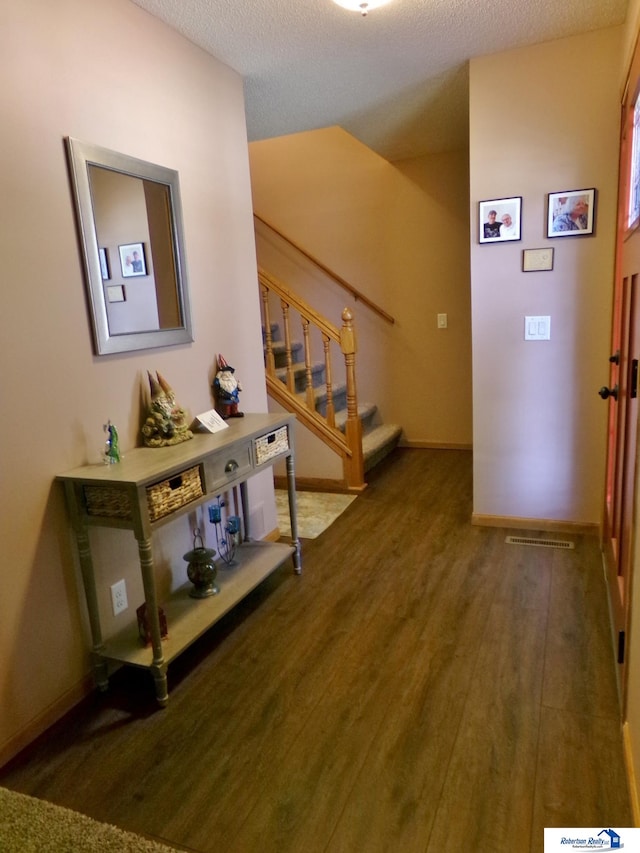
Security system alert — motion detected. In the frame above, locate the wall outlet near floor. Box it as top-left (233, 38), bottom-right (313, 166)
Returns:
top-left (110, 579), bottom-right (128, 615)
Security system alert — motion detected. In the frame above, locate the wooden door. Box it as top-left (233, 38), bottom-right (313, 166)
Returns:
top-left (602, 44), bottom-right (640, 706)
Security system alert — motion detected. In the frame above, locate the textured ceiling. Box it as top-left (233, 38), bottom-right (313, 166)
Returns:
top-left (130, 0), bottom-right (628, 161)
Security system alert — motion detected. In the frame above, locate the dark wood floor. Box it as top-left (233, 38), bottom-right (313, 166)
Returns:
top-left (0, 449), bottom-right (632, 852)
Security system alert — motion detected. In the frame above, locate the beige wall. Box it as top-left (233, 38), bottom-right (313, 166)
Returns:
top-left (623, 0), bottom-right (640, 75)
top-left (249, 127), bottom-right (473, 473)
top-left (0, 0), bottom-right (274, 764)
top-left (469, 27), bottom-right (622, 527)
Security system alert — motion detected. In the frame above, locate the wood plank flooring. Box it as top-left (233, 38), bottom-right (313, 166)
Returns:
top-left (0, 448), bottom-right (632, 852)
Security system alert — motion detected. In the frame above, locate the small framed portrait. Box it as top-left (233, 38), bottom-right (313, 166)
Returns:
top-left (106, 284), bottom-right (126, 303)
top-left (479, 197), bottom-right (522, 244)
top-left (99, 247), bottom-right (110, 281)
top-left (547, 189), bottom-right (596, 237)
top-left (119, 242), bottom-right (147, 277)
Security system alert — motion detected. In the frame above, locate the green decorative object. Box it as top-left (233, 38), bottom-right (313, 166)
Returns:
top-left (103, 420), bottom-right (121, 464)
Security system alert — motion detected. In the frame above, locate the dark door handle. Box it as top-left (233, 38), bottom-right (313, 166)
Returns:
top-left (599, 385), bottom-right (618, 400)
top-left (610, 350), bottom-right (620, 365)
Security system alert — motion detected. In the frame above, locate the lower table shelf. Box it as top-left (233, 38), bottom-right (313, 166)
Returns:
top-left (102, 540), bottom-right (295, 670)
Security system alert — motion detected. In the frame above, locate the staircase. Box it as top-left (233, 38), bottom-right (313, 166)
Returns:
top-left (255, 215), bottom-right (401, 492)
top-left (264, 318), bottom-right (402, 485)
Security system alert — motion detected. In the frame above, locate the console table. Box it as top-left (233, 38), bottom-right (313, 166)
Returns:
top-left (57, 413), bottom-right (300, 705)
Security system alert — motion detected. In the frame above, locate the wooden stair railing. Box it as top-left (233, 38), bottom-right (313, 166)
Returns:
top-left (259, 267), bottom-right (365, 492)
top-left (254, 213), bottom-right (395, 326)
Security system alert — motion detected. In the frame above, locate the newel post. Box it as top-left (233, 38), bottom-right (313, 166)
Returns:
top-left (340, 308), bottom-right (364, 489)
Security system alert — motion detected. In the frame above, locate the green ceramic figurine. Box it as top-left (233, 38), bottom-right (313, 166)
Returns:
top-left (103, 420), bottom-right (121, 464)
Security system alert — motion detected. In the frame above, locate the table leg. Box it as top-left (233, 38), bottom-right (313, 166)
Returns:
top-left (239, 481), bottom-right (249, 541)
top-left (76, 527), bottom-right (109, 691)
top-left (286, 455), bottom-right (302, 574)
top-left (137, 536), bottom-right (168, 706)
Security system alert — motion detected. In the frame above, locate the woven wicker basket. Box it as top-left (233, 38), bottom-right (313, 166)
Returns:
top-left (254, 426), bottom-right (289, 465)
top-left (84, 485), bottom-right (132, 520)
top-left (146, 465), bottom-right (204, 522)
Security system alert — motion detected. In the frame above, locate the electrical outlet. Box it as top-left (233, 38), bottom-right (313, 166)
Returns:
top-left (110, 579), bottom-right (128, 615)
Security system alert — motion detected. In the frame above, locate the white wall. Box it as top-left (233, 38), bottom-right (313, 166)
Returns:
top-left (0, 0), bottom-right (274, 764)
top-left (469, 27), bottom-right (622, 528)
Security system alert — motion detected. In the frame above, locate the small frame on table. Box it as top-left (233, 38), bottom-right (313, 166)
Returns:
top-left (547, 189), bottom-right (596, 237)
top-left (478, 197), bottom-right (522, 244)
top-left (119, 242), bottom-right (147, 277)
top-left (523, 248), bottom-right (554, 272)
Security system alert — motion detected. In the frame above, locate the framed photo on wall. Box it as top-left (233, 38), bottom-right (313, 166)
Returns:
top-left (119, 242), bottom-right (147, 277)
top-left (478, 197), bottom-right (522, 244)
top-left (547, 188), bottom-right (596, 237)
top-left (522, 248), bottom-right (554, 272)
top-left (106, 284), bottom-right (126, 303)
top-left (98, 247), bottom-right (110, 281)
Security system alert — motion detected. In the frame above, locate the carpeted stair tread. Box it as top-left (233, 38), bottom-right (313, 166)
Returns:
top-left (275, 360), bottom-right (325, 381)
top-left (334, 402), bottom-right (378, 431)
top-left (269, 339), bottom-right (303, 360)
top-left (363, 423), bottom-right (403, 471)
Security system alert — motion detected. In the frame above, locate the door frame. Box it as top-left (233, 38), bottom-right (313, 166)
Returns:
top-left (602, 38), bottom-right (640, 711)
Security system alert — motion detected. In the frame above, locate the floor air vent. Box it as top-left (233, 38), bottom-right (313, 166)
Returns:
top-left (505, 536), bottom-right (574, 550)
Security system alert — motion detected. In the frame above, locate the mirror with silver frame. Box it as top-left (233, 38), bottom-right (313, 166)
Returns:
top-left (65, 137), bottom-right (193, 355)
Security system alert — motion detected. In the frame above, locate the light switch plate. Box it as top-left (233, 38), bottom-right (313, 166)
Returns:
top-left (524, 315), bottom-right (551, 341)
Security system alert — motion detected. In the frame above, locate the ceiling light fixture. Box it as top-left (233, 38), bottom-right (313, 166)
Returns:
top-left (332, 0), bottom-right (393, 16)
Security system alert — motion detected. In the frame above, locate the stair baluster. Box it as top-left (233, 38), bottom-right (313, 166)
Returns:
top-left (322, 333), bottom-right (335, 429)
top-left (302, 318), bottom-right (316, 410)
top-left (280, 299), bottom-right (295, 394)
top-left (261, 285), bottom-right (276, 374)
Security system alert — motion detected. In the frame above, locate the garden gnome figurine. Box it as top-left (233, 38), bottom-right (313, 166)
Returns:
top-left (213, 354), bottom-right (244, 418)
top-left (141, 371), bottom-right (193, 447)
top-left (156, 371), bottom-right (190, 433)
